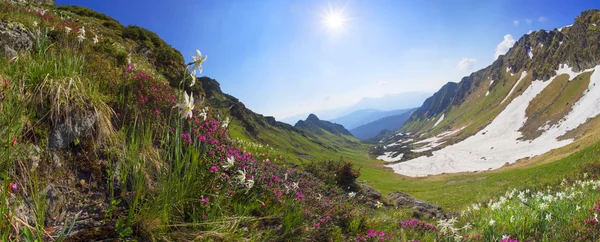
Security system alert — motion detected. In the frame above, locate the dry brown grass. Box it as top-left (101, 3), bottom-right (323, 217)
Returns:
top-left (35, 75), bottom-right (115, 146)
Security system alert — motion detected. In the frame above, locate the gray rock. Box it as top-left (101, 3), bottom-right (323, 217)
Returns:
top-left (386, 191), bottom-right (446, 219)
top-left (0, 21), bottom-right (33, 58)
top-left (13, 201), bottom-right (35, 226)
top-left (49, 113), bottom-right (96, 149)
top-left (358, 182), bottom-right (381, 200)
top-left (2, 45), bottom-right (17, 58)
top-left (45, 184), bottom-right (69, 224)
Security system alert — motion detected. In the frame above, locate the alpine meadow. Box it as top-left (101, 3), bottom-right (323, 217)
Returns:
top-left (3, 0), bottom-right (600, 241)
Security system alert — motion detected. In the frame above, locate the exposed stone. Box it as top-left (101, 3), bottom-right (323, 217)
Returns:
top-left (2, 45), bottom-right (17, 58)
top-left (45, 184), bottom-right (70, 224)
top-left (13, 200), bottom-right (35, 226)
top-left (49, 113), bottom-right (96, 149)
top-left (0, 21), bottom-right (34, 59)
top-left (386, 191), bottom-right (447, 219)
top-left (52, 152), bottom-right (62, 168)
top-left (357, 182), bottom-right (381, 201)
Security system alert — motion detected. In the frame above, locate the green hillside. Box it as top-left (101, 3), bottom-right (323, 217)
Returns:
top-left (2, 1), bottom-right (600, 241)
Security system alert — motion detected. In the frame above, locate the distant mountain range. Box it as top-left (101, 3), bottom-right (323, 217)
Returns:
top-left (280, 92), bottom-right (431, 125)
top-left (350, 108), bottom-right (417, 140)
top-left (329, 108), bottom-right (413, 130)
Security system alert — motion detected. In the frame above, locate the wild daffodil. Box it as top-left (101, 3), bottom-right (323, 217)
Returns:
top-left (190, 49), bottom-right (207, 74)
top-left (174, 91), bottom-right (194, 119)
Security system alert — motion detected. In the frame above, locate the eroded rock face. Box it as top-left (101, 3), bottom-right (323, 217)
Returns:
top-left (386, 191), bottom-right (447, 219)
top-left (0, 21), bottom-right (34, 58)
top-left (49, 113), bottom-right (97, 149)
top-left (358, 182), bottom-right (381, 201)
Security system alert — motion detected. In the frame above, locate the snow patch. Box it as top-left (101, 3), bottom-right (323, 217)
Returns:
top-left (559, 41), bottom-right (563, 46)
top-left (386, 64), bottom-right (600, 177)
top-left (433, 114), bottom-right (445, 128)
top-left (377, 152), bottom-right (403, 162)
top-left (486, 90), bottom-right (490, 96)
top-left (556, 64), bottom-right (579, 81)
top-left (490, 80), bottom-right (495, 85)
top-left (557, 24), bottom-right (572, 31)
top-left (411, 141), bottom-right (445, 153)
top-left (501, 71), bottom-right (528, 104)
top-left (528, 48), bottom-right (534, 59)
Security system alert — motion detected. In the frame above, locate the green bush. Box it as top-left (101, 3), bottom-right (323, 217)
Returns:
top-left (303, 158), bottom-right (361, 191)
top-left (121, 26), bottom-right (184, 82)
top-left (57, 5), bottom-right (118, 22)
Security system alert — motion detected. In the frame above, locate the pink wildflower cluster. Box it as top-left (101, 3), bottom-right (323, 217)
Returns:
top-left (580, 201), bottom-right (600, 240)
top-left (356, 229), bottom-right (393, 242)
top-left (500, 237), bottom-right (519, 242)
top-left (399, 218), bottom-right (436, 232)
top-left (112, 65), bottom-right (366, 239)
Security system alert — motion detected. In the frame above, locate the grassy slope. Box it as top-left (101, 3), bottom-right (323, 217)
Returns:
top-left (5, 3), bottom-right (600, 237)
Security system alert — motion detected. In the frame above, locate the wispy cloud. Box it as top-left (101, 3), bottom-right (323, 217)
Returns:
top-left (494, 34), bottom-right (516, 60)
top-left (538, 16), bottom-right (549, 23)
top-left (457, 58), bottom-right (477, 72)
top-left (377, 80), bottom-right (389, 87)
top-left (513, 20), bottom-right (519, 26)
top-left (525, 18), bottom-right (532, 26)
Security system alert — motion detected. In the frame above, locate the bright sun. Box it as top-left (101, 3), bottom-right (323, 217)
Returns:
top-left (322, 7), bottom-right (348, 32)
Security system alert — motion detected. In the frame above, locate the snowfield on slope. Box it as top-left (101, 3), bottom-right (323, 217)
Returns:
top-left (386, 64), bottom-right (600, 177)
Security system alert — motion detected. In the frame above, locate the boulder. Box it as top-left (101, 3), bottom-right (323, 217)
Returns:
top-left (0, 21), bottom-right (34, 59)
top-left (49, 113), bottom-right (96, 149)
top-left (358, 182), bottom-right (381, 200)
top-left (386, 191), bottom-right (446, 219)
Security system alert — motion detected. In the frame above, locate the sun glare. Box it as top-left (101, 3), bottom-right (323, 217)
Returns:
top-left (322, 6), bottom-right (348, 32)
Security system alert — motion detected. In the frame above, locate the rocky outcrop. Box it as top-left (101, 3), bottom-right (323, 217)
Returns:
top-left (408, 82), bottom-right (457, 121)
top-left (49, 113), bottom-right (96, 149)
top-left (386, 191), bottom-right (447, 219)
top-left (0, 21), bottom-right (33, 59)
top-left (401, 9), bottom-right (600, 134)
top-left (358, 182), bottom-right (381, 200)
top-left (295, 114), bottom-right (353, 136)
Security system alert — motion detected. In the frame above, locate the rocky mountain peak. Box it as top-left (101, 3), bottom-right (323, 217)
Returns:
top-left (306, 113), bottom-right (320, 122)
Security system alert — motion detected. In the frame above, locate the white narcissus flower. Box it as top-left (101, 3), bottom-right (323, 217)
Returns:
top-left (191, 49), bottom-right (207, 74)
top-left (65, 26), bottom-right (72, 34)
top-left (33, 21), bottom-right (38, 27)
top-left (292, 181), bottom-right (299, 190)
top-left (199, 107), bottom-right (208, 121)
top-left (489, 219), bottom-right (495, 226)
top-left (77, 33), bottom-right (85, 43)
top-left (246, 179), bottom-right (254, 189)
top-left (221, 117), bottom-right (230, 128)
top-left (93, 34), bottom-right (99, 44)
top-left (190, 69), bottom-right (197, 87)
top-left (174, 91), bottom-right (194, 119)
top-left (78, 26), bottom-right (85, 35)
top-left (348, 192), bottom-right (356, 198)
top-left (222, 156), bottom-right (235, 170)
top-left (375, 200), bottom-right (383, 208)
top-left (236, 169), bottom-right (247, 184)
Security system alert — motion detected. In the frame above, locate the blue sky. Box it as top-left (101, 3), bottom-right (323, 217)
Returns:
top-left (56, 0), bottom-right (599, 120)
